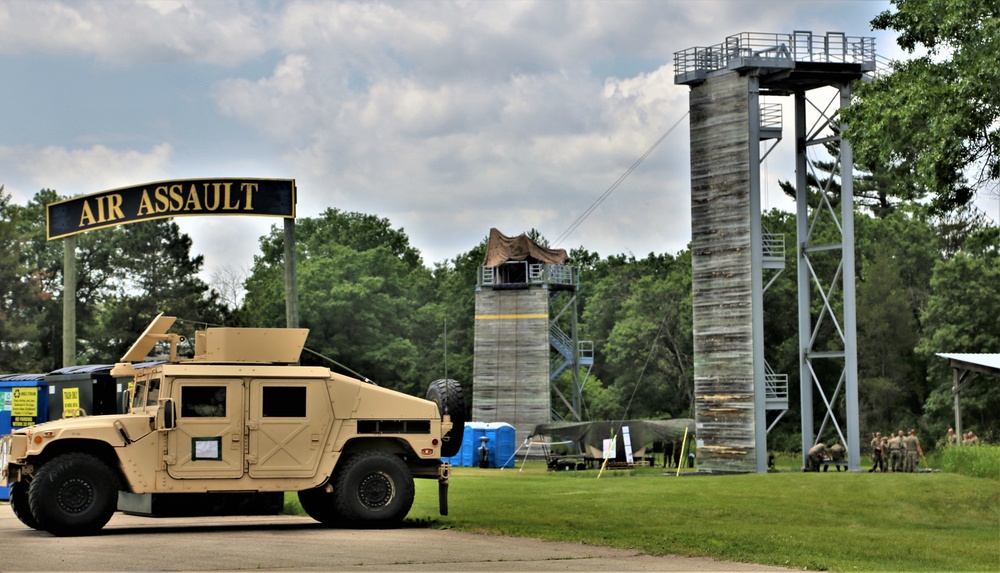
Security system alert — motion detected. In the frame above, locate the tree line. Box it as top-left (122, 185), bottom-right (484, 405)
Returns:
top-left (1, 183), bottom-right (997, 449)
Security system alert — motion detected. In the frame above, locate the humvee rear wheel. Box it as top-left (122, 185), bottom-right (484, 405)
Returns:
top-left (29, 453), bottom-right (118, 536)
top-left (426, 378), bottom-right (465, 458)
top-left (333, 450), bottom-right (414, 527)
top-left (297, 486), bottom-right (347, 526)
top-left (10, 481), bottom-right (42, 530)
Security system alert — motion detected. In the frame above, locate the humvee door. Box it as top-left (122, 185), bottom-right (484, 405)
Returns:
top-left (165, 378), bottom-right (245, 479)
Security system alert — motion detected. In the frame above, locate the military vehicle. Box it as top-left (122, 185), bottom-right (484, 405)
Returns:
top-left (0, 315), bottom-right (464, 536)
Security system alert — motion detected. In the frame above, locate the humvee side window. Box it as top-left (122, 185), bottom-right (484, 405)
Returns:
top-left (262, 386), bottom-right (306, 417)
top-left (182, 386), bottom-right (227, 418)
top-left (146, 378), bottom-right (161, 407)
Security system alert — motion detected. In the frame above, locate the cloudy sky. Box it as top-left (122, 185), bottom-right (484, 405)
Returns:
top-left (2, 0), bottom-right (915, 287)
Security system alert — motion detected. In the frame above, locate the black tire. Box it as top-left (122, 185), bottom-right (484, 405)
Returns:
top-left (28, 453), bottom-right (119, 536)
top-left (297, 486), bottom-right (347, 526)
top-left (426, 378), bottom-right (465, 458)
top-left (10, 481), bottom-right (42, 530)
top-left (333, 450), bottom-right (414, 527)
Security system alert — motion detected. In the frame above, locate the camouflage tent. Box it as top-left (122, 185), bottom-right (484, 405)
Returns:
top-left (482, 228), bottom-right (568, 267)
top-left (531, 419), bottom-right (695, 460)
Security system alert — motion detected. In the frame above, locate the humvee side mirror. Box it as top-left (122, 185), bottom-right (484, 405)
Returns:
top-left (157, 399), bottom-right (176, 430)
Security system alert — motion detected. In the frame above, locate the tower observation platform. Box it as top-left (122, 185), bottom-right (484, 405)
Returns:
top-left (675, 31), bottom-right (875, 89)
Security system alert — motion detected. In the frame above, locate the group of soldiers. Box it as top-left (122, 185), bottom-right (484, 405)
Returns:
top-left (945, 427), bottom-right (981, 447)
top-left (803, 439), bottom-right (845, 471)
top-left (869, 429), bottom-right (923, 473)
top-left (804, 426), bottom-right (986, 472)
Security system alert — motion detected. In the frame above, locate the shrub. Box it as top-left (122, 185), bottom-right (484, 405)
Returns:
top-left (935, 445), bottom-right (1000, 479)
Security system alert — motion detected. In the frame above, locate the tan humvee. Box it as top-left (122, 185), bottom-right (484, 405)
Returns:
top-left (0, 315), bottom-right (464, 536)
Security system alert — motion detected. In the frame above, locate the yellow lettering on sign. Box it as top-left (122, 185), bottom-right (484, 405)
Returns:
top-left (168, 184), bottom-right (184, 211)
top-left (203, 183), bottom-right (222, 210)
top-left (87, 194), bottom-right (125, 223)
top-left (184, 184), bottom-right (203, 211)
top-left (106, 193), bottom-right (125, 221)
top-left (241, 182), bottom-right (258, 210)
top-left (154, 185), bottom-right (171, 213)
top-left (79, 200), bottom-right (97, 227)
top-left (222, 183), bottom-right (240, 210)
top-left (136, 189), bottom-right (155, 217)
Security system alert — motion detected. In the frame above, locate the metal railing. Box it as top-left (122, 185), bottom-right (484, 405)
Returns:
top-left (760, 102), bottom-right (782, 131)
top-left (550, 324), bottom-right (574, 356)
top-left (479, 263), bottom-right (579, 287)
top-left (765, 373), bottom-right (789, 402)
top-left (762, 233), bottom-right (785, 260)
top-left (675, 31), bottom-right (876, 80)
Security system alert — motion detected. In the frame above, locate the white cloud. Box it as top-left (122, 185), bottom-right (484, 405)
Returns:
top-left (0, 0), bottom-right (269, 66)
top-left (0, 0), bottom-right (903, 274)
top-left (0, 143), bottom-right (174, 203)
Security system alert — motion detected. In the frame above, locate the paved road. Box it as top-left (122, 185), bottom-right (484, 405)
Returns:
top-left (0, 504), bottom-right (789, 572)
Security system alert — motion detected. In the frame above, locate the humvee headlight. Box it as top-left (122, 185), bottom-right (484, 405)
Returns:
top-left (0, 439), bottom-right (8, 471)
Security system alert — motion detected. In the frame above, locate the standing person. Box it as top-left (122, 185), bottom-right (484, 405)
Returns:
top-left (945, 427), bottom-right (958, 447)
top-left (904, 429), bottom-right (922, 472)
top-left (887, 431), bottom-right (904, 472)
top-left (967, 430), bottom-right (980, 445)
top-left (825, 439), bottom-right (845, 472)
top-left (806, 442), bottom-right (827, 472)
top-left (869, 432), bottom-right (885, 473)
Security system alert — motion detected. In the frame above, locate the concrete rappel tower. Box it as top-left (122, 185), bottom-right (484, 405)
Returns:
top-left (674, 31), bottom-right (876, 472)
top-left (472, 229), bottom-right (593, 447)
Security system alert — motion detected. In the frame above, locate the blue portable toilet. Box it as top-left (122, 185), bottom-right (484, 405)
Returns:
top-left (0, 374), bottom-right (49, 500)
top-left (442, 422), bottom-right (516, 468)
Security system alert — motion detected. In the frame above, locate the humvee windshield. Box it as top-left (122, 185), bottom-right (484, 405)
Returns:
top-left (131, 379), bottom-right (147, 410)
top-left (145, 378), bottom-right (161, 407)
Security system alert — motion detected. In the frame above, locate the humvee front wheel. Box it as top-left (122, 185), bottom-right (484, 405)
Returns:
top-left (10, 481), bottom-right (42, 530)
top-left (333, 450), bottom-right (414, 527)
top-left (29, 453), bottom-right (118, 536)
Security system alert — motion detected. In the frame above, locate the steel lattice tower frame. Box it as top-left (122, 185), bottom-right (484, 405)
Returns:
top-left (794, 85), bottom-right (862, 471)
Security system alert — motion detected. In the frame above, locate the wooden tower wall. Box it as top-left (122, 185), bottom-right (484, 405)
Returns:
top-left (689, 71), bottom-right (756, 473)
top-left (472, 288), bottom-right (551, 446)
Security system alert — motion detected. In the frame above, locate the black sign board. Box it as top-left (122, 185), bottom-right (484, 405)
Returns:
top-left (46, 178), bottom-right (296, 240)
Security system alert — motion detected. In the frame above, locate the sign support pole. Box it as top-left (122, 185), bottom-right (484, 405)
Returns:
top-left (62, 235), bottom-right (77, 367)
top-left (284, 217), bottom-right (299, 329)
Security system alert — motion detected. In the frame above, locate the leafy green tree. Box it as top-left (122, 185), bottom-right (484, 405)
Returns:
top-left (426, 238), bottom-right (488, 413)
top-left (854, 207), bottom-right (942, 430)
top-left (918, 226), bottom-right (1000, 440)
top-left (10, 189), bottom-right (228, 366)
top-left (0, 187), bottom-right (48, 372)
top-left (581, 252), bottom-right (693, 420)
top-left (856, 249), bottom-right (918, 430)
top-left (80, 218), bottom-right (228, 363)
top-left (843, 0), bottom-right (1000, 211)
top-left (242, 208), bottom-right (443, 395)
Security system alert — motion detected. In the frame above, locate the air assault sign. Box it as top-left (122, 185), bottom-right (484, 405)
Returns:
top-left (46, 178), bottom-right (296, 240)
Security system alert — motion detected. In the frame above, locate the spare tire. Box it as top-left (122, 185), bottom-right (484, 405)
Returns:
top-left (426, 379), bottom-right (465, 458)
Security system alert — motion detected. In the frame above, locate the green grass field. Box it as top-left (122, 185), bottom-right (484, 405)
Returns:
top-left (288, 448), bottom-right (1000, 572)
